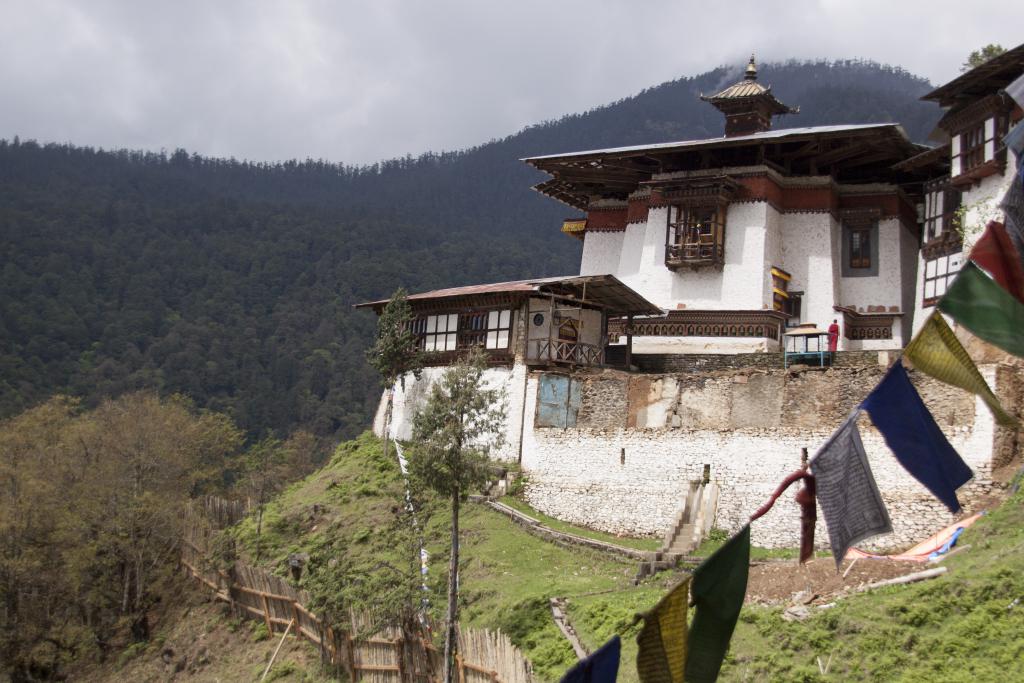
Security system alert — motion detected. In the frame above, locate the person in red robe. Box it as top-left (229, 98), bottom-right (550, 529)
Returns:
top-left (828, 319), bottom-right (840, 352)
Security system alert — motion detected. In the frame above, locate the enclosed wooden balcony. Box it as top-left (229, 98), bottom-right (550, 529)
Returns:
top-left (531, 339), bottom-right (605, 367)
top-left (664, 206), bottom-right (726, 270)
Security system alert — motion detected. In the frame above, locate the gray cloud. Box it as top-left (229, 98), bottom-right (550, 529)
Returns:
top-left (1, 0), bottom-right (1019, 163)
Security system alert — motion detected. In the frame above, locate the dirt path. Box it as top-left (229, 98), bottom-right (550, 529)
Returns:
top-left (746, 557), bottom-right (927, 605)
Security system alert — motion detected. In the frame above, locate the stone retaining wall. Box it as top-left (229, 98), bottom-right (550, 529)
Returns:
top-left (618, 349), bottom-right (891, 374)
top-left (519, 363), bottom-right (1021, 550)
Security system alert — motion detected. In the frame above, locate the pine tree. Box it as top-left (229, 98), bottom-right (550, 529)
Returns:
top-left (408, 349), bottom-right (505, 683)
top-left (366, 288), bottom-right (423, 462)
top-left (961, 44), bottom-right (1006, 72)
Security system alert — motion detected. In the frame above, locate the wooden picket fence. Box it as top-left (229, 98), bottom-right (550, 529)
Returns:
top-left (180, 497), bottom-right (532, 683)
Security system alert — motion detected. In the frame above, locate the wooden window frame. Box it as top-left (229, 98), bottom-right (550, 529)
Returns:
top-left (412, 309), bottom-right (513, 352)
top-left (417, 313), bottom-right (459, 352)
top-left (922, 253), bottom-right (963, 307)
top-left (482, 310), bottom-right (512, 350)
top-left (959, 122), bottom-right (986, 173)
top-left (783, 291), bottom-right (803, 328)
top-left (848, 227), bottom-right (872, 270)
top-left (665, 203), bottom-right (726, 267)
top-left (923, 182), bottom-right (962, 242)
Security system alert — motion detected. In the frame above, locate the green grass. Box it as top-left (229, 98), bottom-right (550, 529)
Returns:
top-left (497, 496), bottom-right (661, 552)
top-left (691, 528), bottom-right (830, 562)
top-left (226, 432), bottom-right (408, 574)
top-left (566, 584), bottom-right (682, 683)
top-left (226, 432), bottom-right (1024, 682)
top-left (719, 488), bottom-right (1024, 682)
top-left (224, 432), bottom-right (685, 682)
top-left (430, 503), bottom-right (668, 680)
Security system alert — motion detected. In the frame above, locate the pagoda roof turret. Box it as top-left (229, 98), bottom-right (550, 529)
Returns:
top-left (702, 55), bottom-right (799, 115)
top-left (701, 56), bottom-right (799, 136)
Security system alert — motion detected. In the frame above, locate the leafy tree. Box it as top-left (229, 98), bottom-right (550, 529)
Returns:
top-left (962, 44), bottom-right (1006, 72)
top-left (408, 350), bottom-right (505, 683)
top-left (366, 288), bottom-right (423, 462)
top-left (0, 393), bottom-right (243, 680)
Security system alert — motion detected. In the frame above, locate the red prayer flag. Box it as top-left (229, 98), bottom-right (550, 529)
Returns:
top-left (970, 220), bottom-right (1024, 305)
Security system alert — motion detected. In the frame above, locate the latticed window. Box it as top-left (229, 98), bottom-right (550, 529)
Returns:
top-left (412, 309), bottom-right (513, 352)
top-left (960, 123), bottom-right (986, 173)
top-left (849, 227), bottom-right (872, 269)
top-left (484, 310), bottom-right (512, 349)
top-left (923, 253), bottom-right (963, 306)
top-left (924, 183), bottom-right (962, 242)
top-left (951, 112), bottom-right (1006, 179)
top-left (418, 314), bottom-right (458, 351)
top-left (665, 204), bottom-right (725, 267)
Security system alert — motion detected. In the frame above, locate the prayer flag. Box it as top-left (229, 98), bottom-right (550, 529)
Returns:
top-left (904, 312), bottom-right (1017, 426)
top-left (636, 577), bottom-right (689, 683)
top-left (1006, 72), bottom-right (1024, 112)
top-left (561, 636), bottom-right (620, 683)
top-left (938, 262), bottom-right (1024, 358)
top-left (809, 410), bottom-right (893, 567)
top-left (685, 525), bottom-right (750, 683)
top-left (1001, 175), bottom-right (1024, 270)
top-left (861, 362), bottom-right (973, 513)
top-left (968, 221), bottom-right (1024, 304)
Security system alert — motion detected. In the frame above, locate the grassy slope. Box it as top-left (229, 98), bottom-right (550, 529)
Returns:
top-left (496, 496), bottom-right (661, 552)
top-left (718, 487), bottom-right (1024, 682)
top-left (227, 433), bottom-right (1024, 682)
top-left (226, 433), bottom-right (678, 681)
top-left (567, 490), bottom-right (1024, 683)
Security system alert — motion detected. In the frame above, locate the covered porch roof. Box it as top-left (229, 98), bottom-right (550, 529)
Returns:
top-left (355, 274), bottom-right (663, 317)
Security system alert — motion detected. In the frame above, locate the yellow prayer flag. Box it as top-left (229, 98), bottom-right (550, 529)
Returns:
top-left (904, 312), bottom-right (1017, 426)
top-left (636, 576), bottom-right (689, 683)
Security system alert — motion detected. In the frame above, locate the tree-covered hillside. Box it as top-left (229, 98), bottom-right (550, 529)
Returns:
top-left (0, 59), bottom-right (941, 439)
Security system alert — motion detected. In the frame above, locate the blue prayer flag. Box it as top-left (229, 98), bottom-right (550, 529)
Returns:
top-left (560, 635), bottom-right (620, 683)
top-left (861, 362), bottom-right (973, 512)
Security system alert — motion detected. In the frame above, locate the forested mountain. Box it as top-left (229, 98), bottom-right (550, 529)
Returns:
top-left (0, 59), bottom-right (941, 439)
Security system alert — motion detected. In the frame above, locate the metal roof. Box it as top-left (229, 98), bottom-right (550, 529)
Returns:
top-left (522, 123), bottom-right (905, 163)
top-left (706, 79), bottom-right (771, 99)
top-left (355, 274), bottom-right (663, 316)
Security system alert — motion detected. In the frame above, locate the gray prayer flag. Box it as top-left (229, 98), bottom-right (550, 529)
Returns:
top-left (809, 410), bottom-right (893, 567)
top-left (1002, 171), bottom-right (1024, 273)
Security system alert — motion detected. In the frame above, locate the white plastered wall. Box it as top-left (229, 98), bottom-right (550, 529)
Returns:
top-left (606, 204), bottom-right (770, 311)
top-left (837, 217), bottom-right (914, 349)
top-left (580, 231), bottom-right (626, 276)
top-left (373, 363), bottom-right (529, 463)
top-left (626, 336), bottom-right (773, 354)
top-left (779, 211), bottom-right (839, 336)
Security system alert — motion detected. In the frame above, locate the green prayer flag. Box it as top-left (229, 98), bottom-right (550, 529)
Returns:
top-left (938, 262), bottom-right (1024, 358)
top-left (636, 576), bottom-right (690, 683)
top-left (685, 525), bottom-right (750, 683)
top-left (904, 312), bottom-right (1018, 426)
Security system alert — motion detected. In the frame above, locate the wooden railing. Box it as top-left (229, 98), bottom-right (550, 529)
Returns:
top-left (665, 239), bottom-right (724, 268)
top-left (181, 497), bottom-right (532, 683)
top-left (535, 339), bottom-right (604, 367)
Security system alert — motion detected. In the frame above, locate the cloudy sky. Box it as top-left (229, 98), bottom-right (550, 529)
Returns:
top-left (1, 1), bottom-right (1020, 164)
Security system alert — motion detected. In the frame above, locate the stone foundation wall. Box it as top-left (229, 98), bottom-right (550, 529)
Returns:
top-left (519, 363), bottom-right (1021, 550)
top-left (611, 349), bottom-right (893, 374)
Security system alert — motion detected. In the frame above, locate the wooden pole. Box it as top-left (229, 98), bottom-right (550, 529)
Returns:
top-left (346, 632), bottom-right (357, 682)
top-left (625, 314), bottom-right (634, 369)
top-left (260, 618), bottom-right (294, 682)
top-left (260, 594), bottom-right (274, 634)
top-left (396, 637), bottom-right (406, 683)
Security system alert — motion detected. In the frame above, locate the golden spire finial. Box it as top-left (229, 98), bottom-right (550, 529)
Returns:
top-left (745, 54), bottom-right (758, 80)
